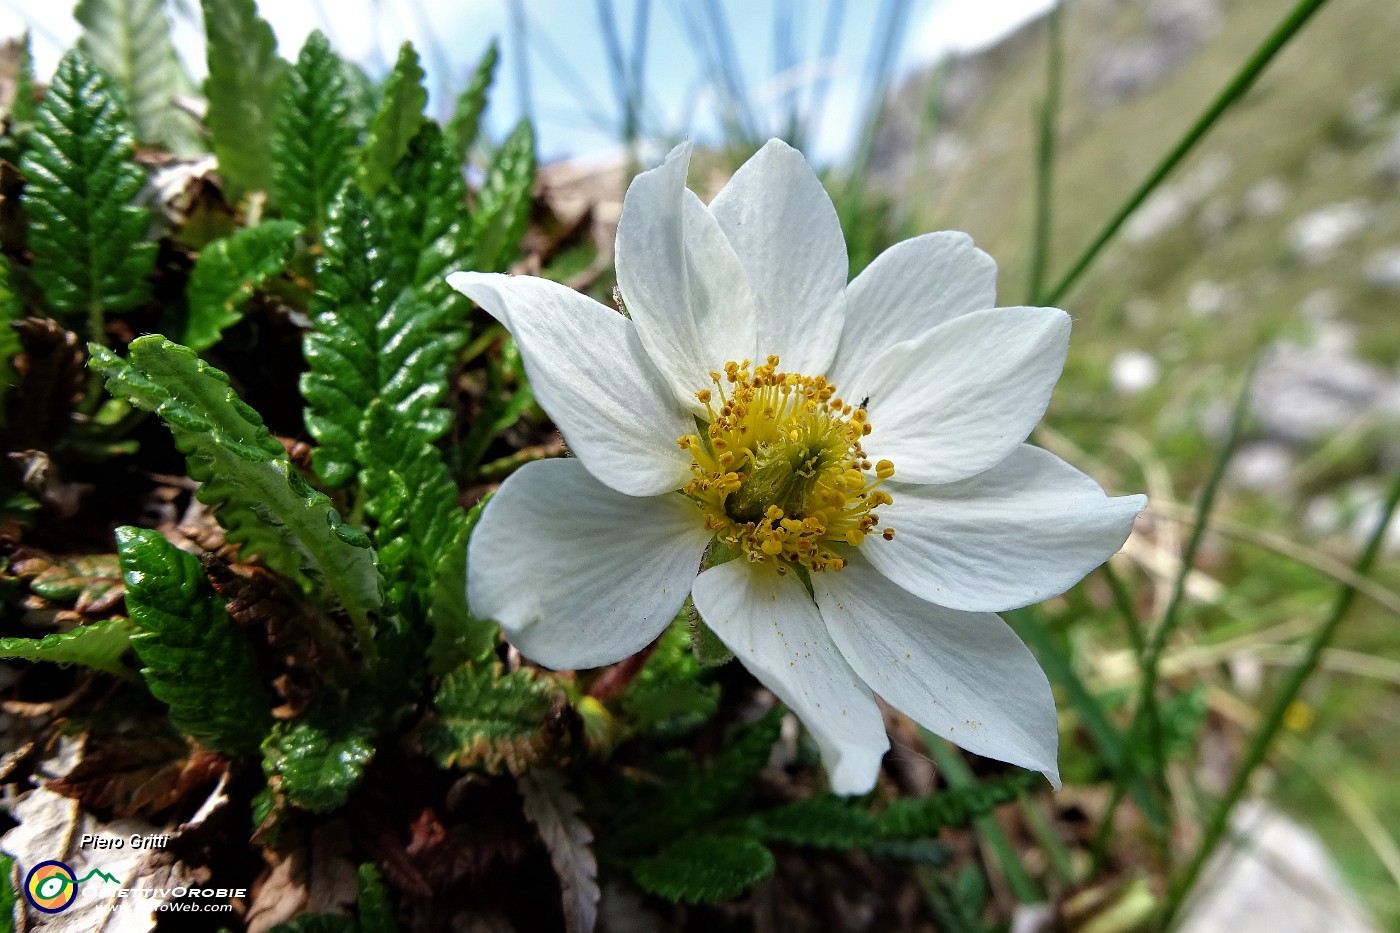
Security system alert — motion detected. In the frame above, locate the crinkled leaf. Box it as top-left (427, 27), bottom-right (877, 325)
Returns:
top-left (75, 0), bottom-right (199, 152)
top-left (631, 834), bottom-right (775, 905)
top-left (465, 118), bottom-right (535, 272)
top-left (273, 30), bottom-right (356, 240)
top-left (619, 617), bottom-right (719, 737)
top-left (27, 553), bottom-right (123, 614)
top-left (357, 863), bottom-right (398, 933)
top-left (0, 618), bottom-right (133, 680)
top-left (427, 496), bottom-right (496, 674)
top-left (445, 40), bottom-right (497, 165)
top-left (518, 769), bottom-right (598, 933)
top-left (89, 337), bottom-right (382, 642)
top-left (425, 663), bottom-right (562, 775)
top-left (263, 700), bottom-right (375, 814)
top-left (0, 259), bottom-right (21, 424)
top-left (877, 772), bottom-right (1035, 840)
top-left (20, 49), bottom-right (155, 321)
top-left (357, 42), bottom-right (426, 197)
top-left (748, 794), bottom-right (880, 850)
top-left (202, 0), bottom-right (285, 199)
top-left (301, 186), bottom-right (458, 486)
top-left (115, 526), bottom-right (270, 756)
top-left (184, 220), bottom-right (300, 351)
top-left (614, 706), bottom-right (783, 853)
top-left (378, 121), bottom-right (471, 313)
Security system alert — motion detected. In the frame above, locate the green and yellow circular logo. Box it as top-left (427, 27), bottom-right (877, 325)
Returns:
top-left (25, 860), bottom-right (78, 913)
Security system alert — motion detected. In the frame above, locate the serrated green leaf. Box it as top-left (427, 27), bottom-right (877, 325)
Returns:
top-left (425, 662), bottom-right (561, 775)
top-left (0, 618), bottom-right (134, 681)
top-left (273, 31), bottom-right (356, 240)
top-left (465, 119), bottom-right (535, 272)
top-left (202, 0), bottom-right (285, 200)
top-left (748, 794), bottom-right (881, 850)
top-left (263, 700), bottom-right (374, 814)
top-left (620, 617), bottom-right (718, 737)
top-left (89, 336), bottom-right (383, 655)
top-left (184, 220), bottom-right (300, 351)
top-left (76, 0), bottom-right (199, 152)
top-left (615, 706), bottom-right (783, 853)
top-left (1, 260), bottom-right (24, 425)
top-left (115, 525), bottom-right (270, 755)
top-left (632, 834), bottom-right (774, 905)
top-left (0, 855), bottom-right (14, 931)
top-left (301, 186), bottom-right (458, 486)
top-left (877, 772), bottom-right (1034, 840)
top-left (427, 496), bottom-right (497, 674)
top-left (27, 554), bottom-right (122, 612)
top-left (378, 121), bottom-right (471, 312)
top-left (357, 42), bottom-right (426, 197)
top-left (357, 863), bottom-right (398, 933)
top-left (20, 49), bottom-right (156, 325)
top-left (445, 40), bottom-right (497, 165)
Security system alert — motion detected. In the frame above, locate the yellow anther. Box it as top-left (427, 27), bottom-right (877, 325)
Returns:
top-left (876, 459), bottom-right (895, 479)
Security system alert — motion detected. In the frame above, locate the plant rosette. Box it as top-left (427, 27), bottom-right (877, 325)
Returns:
top-left (448, 139), bottom-right (1146, 794)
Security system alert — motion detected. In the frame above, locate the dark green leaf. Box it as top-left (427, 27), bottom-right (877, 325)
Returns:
top-left (631, 834), bottom-right (775, 905)
top-left (263, 700), bottom-right (374, 813)
top-left (877, 772), bottom-right (1034, 840)
top-left (20, 49), bottom-right (156, 323)
top-left (464, 119), bottom-right (535, 272)
top-left (0, 855), bottom-right (14, 931)
top-left (27, 553), bottom-right (122, 612)
top-left (0, 259), bottom-right (18, 424)
top-left (426, 497), bottom-right (497, 674)
top-left (89, 337), bottom-right (382, 649)
top-left (356, 863), bottom-right (398, 933)
top-left (273, 31), bottom-right (356, 240)
top-left (378, 121), bottom-right (471, 313)
top-left (445, 40), bottom-right (498, 165)
top-left (115, 526), bottom-right (270, 755)
top-left (301, 186), bottom-right (461, 486)
top-left (76, 0), bottom-right (199, 152)
top-left (615, 706), bottom-right (783, 852)
top-left (202, 0), bottom-right (285, 199)
top-left (619, 617), bottom-right (719, 737)
top-left (357, 43), bottom-right (426, 197)
top-left (0, 619), bottom-right (133, 680)
top-left (749, 794), bottom-right (880, 850)
top-left (184, 220), bottom-right (300, 351)
top-left (424, 662), bottom-right (561, 775)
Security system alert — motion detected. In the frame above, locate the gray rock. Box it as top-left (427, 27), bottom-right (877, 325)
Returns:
top-left (1249, 340), bottom-right (1394, 443)
top-left (1178, 801), bottom-right (1380, 933)
top-left (1363, 246), bottom-right (1400, 291)
top-left (1088, 0), bottom-right (1222, 102)
top-left (1286, 201), bottom-right (1372, 264)
top-left (1227, 442), bottom-right (1295, 493)
top-left (1244, 177), bottom-right (1289, 218)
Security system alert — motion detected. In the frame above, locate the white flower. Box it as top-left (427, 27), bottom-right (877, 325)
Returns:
top-left (447, 139), bottom-right (1146, 795)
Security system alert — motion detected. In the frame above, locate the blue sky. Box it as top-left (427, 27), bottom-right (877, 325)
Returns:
top-left (3, 0), bottom-right (1053, 163)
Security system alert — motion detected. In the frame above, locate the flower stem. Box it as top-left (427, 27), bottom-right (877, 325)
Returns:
top-left (1160, 465), bottom-right (1400, 927)
top-left (1024, 0), bottom-right (1063, 305)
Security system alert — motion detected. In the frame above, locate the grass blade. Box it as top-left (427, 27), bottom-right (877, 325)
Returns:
top-left (1024, 0), bottom-right (1063, 304)
top-left (1036, 0), bottom-right (1331, 305)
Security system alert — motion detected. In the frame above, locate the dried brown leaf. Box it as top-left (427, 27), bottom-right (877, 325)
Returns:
top-left (518, 769), bottom-right (598, 933)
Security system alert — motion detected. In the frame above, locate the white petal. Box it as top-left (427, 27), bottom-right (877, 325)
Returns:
top-left (466, 459), bottom-right (711, 671)
top-left (448, 271), bottom-right (693, 497)
top-left (691, 559), bottom-right (888, 794)
top-left (859, 306), bottom-right (1071, 485)
top-left (815, 553), bottom-right (1060, 786)
top-left (864, 445), bottom-right (1148, 612)
top-left (828, 232), bottom-right (998, 391)
top-left (708, 139), bottom-right (846, 375)
top-left (614, 142), bottom-right (757, 411)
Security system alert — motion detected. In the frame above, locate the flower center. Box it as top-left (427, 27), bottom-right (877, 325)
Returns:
top-left (677, 355), bottom-right (895, 574)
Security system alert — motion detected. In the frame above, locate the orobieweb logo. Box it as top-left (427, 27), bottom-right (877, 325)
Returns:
top-left (23, 860), bottom-right (121, 913)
